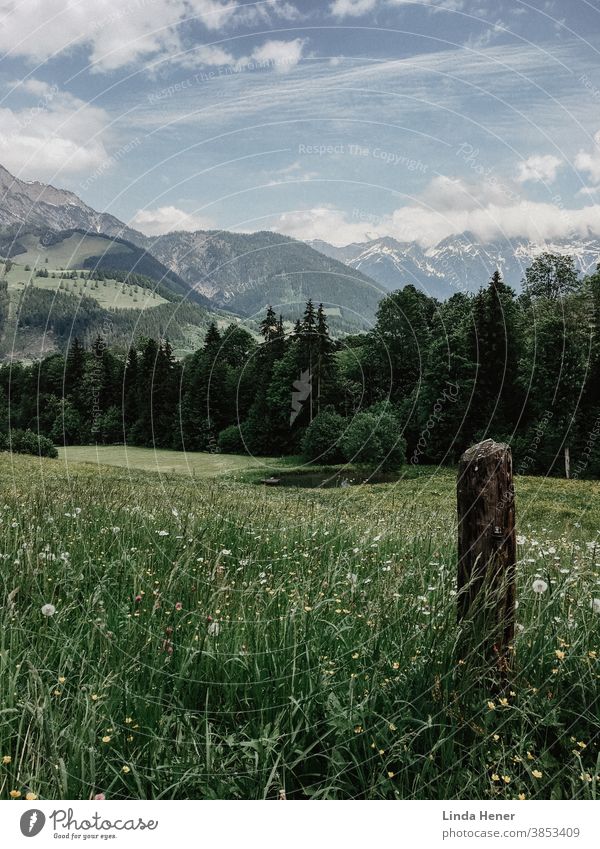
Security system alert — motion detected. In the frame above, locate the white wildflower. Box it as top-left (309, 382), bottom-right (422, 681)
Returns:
top-left (41, 603), bottom-right (56, 617)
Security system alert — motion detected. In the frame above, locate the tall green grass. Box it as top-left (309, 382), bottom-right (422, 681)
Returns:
top-left (0, 455), bottom-right (598, 800)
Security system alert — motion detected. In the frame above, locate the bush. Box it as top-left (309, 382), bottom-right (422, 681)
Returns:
top-left (3, 428), bottom-right (58, 458)
top-left (301, 409), bottom-right (346, 464)
top-left (340, 407), bottom-right (406, 471)
top-left (217, 424), bottom-right (247, 454)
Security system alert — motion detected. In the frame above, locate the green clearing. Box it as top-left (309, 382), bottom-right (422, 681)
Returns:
top-left (0, 451), bottom-right (598, 801)
top-left (6, 232), bottom-right (132, 270)
top-left (58, 444), bottom-right (285, 476)
top-left (4, 263), bottom-right (168, 311)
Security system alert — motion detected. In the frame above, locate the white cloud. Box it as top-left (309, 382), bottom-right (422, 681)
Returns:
top-left (516, 154), bottom-right (563, 184)
top-left (274, 206), bottom-right (380, 245)
top-left (129, 205), bottom-right (213, 235)
top-left (0, 0), bottom-right (239, 72)
top-left (0, 81), bottom-right (110, 179)
top-left (330, 0), bottom-right (454, 17)
top-left (575, 130), bottom-right (600, 185)
top-left (232, 0), bottom-right (301, 26)
top-left (188, 37), bottom-right (306, 73)
top-left (249, 38), bottom-right (305, 72)
top-left (330, 0), bottom-right (378, 17)
top-left (194, 44), bottom-right (238, 66)
top-left (272, 177), bottom-right (600, 248)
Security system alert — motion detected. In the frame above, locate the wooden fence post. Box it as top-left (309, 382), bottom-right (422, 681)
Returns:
top-left (457, 439), bottom-right (516, 673)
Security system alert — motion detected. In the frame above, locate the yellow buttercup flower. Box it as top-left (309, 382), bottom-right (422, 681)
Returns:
top-left (532, 769), bottom-right (543, 779)
top-left (9, 790), bottom-right (21, 798)
top-left (101, 736), bottom-right (111, 744)
top-left (2, 755), bottom-right (11, 765)
top-left (25, 792), bottom-right (38, 801)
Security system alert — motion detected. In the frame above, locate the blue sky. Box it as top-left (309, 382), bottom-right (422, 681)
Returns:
top-left (2, 0), bottom-right (600, 246)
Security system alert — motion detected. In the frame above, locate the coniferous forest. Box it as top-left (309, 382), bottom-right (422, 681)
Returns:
top-left (2, 252), bottom-right (599, 478)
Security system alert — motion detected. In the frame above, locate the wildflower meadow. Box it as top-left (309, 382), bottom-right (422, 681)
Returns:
top-left (0, 453), bottom-right (598, 801)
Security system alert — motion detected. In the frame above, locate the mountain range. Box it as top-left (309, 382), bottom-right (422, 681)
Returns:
top-left (309, 233), bottom-right (600, 299)
top-left (0, 164), bottom-right (385, 331)
top-left (1, 161), bottom-right (600, 360)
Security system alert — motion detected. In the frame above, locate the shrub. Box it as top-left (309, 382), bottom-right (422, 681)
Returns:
top-left (217, 424), bottom-right (247, 454)
top-left (340, 407), bottom-right (406, 471)
top-left (4, 428), bottom-right (58, 458)
top-left (301, 409), bottom-right (346, 464)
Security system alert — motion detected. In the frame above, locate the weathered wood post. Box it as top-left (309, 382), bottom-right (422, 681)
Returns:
top-left (457, 439), bottom-right (516, 673)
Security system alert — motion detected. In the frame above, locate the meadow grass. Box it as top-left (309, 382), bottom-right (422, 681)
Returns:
top-left (58, 445), bottom-right (288, 476)
top-left (0, 452), bottom-right (598, 800)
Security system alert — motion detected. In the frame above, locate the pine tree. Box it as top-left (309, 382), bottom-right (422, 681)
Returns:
top-left (314, 303), bottom-right (336, 414)
top-left (260, 305), bottom-right (279, 342)
top-left (123, 346), bottom-right (139, 439)
top-left (65, 337), bottom-right (86, 406)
